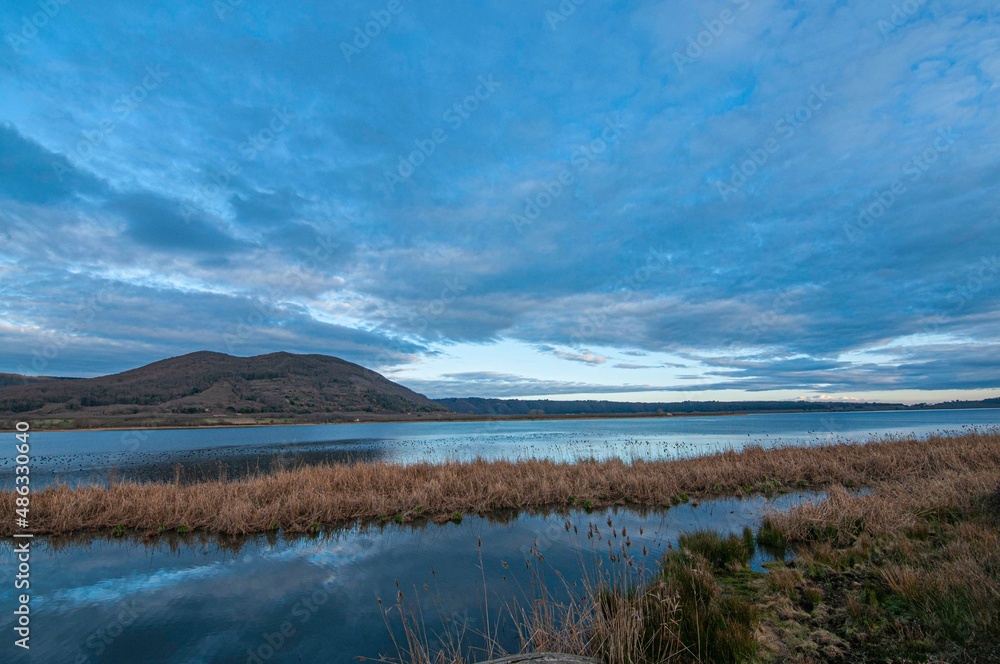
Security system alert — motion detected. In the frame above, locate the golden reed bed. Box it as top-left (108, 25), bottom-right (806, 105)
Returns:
top-left (3, 431), bottom-right (998, 537)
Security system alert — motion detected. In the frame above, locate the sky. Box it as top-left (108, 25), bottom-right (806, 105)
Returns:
top-left (1, 0), bottom-right (999, 403)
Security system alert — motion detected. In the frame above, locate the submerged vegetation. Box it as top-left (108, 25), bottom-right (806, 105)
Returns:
top-left (374, 526), bottom-right (764, 664)
top-left (2, 431), bottom-right (998, 660)
top-left (375, 442), bottom-right (1000, 663)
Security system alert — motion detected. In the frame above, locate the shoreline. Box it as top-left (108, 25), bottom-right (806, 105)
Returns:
top-left (4, 430), bottom-right (997, 539)
top-left (10, 404), bottom-right (1000, 434)
top-left (3, 409), bottom-right (745, 434)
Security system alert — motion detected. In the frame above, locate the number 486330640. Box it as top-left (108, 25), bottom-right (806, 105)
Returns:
top-left (14, 422), bottom-right (30, 523)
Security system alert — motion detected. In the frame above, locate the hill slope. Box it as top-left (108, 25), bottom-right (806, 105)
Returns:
top-left (0, 351), bottom-right (448, 427)
top-left (0, 373), bottom-right (77, 388)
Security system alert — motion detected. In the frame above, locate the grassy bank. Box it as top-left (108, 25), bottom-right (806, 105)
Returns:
top-left (2, 431), bottom-right (998, 537)
top-left (377, 444), bottom-right (1000, 663)
top-left (752, 470), bottom-right (1000, 661)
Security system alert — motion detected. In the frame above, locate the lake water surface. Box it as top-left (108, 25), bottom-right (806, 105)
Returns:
top-left (1, 409), bottom-right (997, 661)
top-left (5, 408), bottom-right (998, 487)
top-left (0, 495), bottom-right (810, 663)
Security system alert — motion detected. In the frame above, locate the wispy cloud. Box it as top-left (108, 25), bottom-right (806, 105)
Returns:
top-left (405, 371), bottom-right (676, 399)
top-left (547, 348), bottom-right (607, 365)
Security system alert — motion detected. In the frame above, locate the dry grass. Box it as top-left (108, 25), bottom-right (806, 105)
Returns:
top-left (755, 447), bottom-right (1000, 661)
top-left (376, 531), bottom-right (760, 664)
top-left (510, 552), bottom-right (759, 664)
top-left (763, 462), bottom-right (1000, 547)
top-left (3, 430), bottom-right (999, 537)
top-left (361, 430), bottom-right (1000, 663)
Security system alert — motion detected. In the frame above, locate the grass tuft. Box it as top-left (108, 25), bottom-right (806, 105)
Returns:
top-left (678, 529), bottom-right (754, 569)
top-left (757, 516), bottom-right (788, 555)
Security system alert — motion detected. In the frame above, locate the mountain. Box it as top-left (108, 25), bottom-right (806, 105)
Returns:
top-left (0, 351), bottom-right (448, 428)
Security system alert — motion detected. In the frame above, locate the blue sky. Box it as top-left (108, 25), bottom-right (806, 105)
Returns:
top-left (1, 0), bottom-right (999, 402)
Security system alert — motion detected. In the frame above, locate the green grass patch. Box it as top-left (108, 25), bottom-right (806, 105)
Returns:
top-left (660, 549), bottom-right (759, 663)
top-left (756, 516), bottom-right (788, 556)
top-left (678, 528), bottom-right (755, 569)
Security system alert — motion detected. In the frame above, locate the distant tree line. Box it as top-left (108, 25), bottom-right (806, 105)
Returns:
top-left (435, 397), bottom-right (1000, 416)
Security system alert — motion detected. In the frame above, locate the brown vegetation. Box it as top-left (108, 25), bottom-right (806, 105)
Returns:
top-left (3, 430), bottom-right (999, 537)
top-left (375, 526), bottom-right (761, 664)
top-left (372, 431), bottom-right (1000, 663)
top-left (755, 465), bottom-right (1000, 661)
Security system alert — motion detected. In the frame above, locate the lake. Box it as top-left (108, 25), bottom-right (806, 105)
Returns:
top-left (4, 408), bottom-right (998, 487)
top-left (1, 409), bottom-right (997, 662)
top-left (0, 494), bottom-right (811, 663)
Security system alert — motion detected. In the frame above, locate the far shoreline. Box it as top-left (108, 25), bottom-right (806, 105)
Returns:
top-left (10, 404), bottom-right (1000, 433)
top-left (10, 409), bottom-right (747, 433)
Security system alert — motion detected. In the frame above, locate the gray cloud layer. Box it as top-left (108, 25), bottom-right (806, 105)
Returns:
top-left (1, 0), bottom-right (998, 396)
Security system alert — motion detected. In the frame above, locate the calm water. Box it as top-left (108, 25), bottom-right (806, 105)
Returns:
top-left (1, 410), bottom-right (994, 662)
top-left (4, 408), bottom-right (998, 487)
top-left (0, 495), bottom-right (809, 663)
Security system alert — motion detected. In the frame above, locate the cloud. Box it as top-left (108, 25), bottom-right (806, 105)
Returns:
top-left (0, 0), bottom-right (998, 399)
top-left (658, 341), bottom-right (1000, 394)
top-left (405, 371), bottom-right (676, 399)
top-left (0, 271), bottom-right (425, 376)
top-left (536, 345), bottom-right (607, 365)
top-left (111, 193), bottom-right (250, 254)
top-left (0, 124), bottom-right (106, 203)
